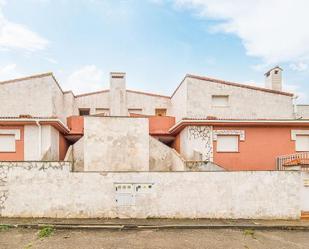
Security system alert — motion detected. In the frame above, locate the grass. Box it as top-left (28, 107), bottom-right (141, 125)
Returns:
top-left (38, 226), bottom-right (54, 239)
top-left (24, 243), bottom-right (32, 249)
top-left (0, 224), bottom-right (10, 232)
top-left (243, 229), bottom-right (256, 239)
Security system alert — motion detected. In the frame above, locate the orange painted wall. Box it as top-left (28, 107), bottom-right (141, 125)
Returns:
top-left (172, 134), bottom-right (180, 153)
top-left (213, 126), bottom-right (309, 170)
top-left (67, 116), bottom-right (84, 134)
top-left (59, 133), bottom-right (70, 161)
top-left (149, 116), bottom-right (175, 135)
top-left (0, 126), bottom-right (24, 161)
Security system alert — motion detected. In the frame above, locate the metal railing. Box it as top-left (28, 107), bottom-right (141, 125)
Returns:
top-left (276, 152), bottom-right (309, 171)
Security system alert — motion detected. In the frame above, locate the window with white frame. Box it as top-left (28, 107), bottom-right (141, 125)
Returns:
top-left (0, 135), bottom-right (16, 152)
top-left (295, 135), bottom-right (309, 152)
top-left (212, 95), bottom-right (229, 107)
top-left (216, 135), bottom-right (239, 152)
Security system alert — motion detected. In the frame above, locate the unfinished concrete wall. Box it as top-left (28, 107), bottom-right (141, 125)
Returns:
top-left (83, 116), bottom-right (149, 171)
top-left (149, 136), bottom-right (185, 171)
top-left (72, 137), bottom-right (84, 171)
top-left (0, 162), bottom-right (301, 219)
top-left (170, 80), bottom-right (187, 122)
top-left (186, 77), bottom-right (294, 119)
top-left (297, 105), bottom-right (309, 119)
top-left (301, 171), bottom-right (309, 212)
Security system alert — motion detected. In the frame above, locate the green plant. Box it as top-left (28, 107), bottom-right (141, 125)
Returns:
top-left (24, 243), bottom-right (32, 249)
top-left (0, 224), bottom-right (10, 231)
top-left (38, 226), bottom-right (54, 239)
top-left (243, 229), bottom-right (256, 239)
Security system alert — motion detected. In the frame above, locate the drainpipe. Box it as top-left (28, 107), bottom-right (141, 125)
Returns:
top-left (36, 120), bottom-right (42, 160)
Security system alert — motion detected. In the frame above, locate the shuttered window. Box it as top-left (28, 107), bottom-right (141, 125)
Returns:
top-left (217, 135), bottom-right (238, 152)
top-left (295, 135), bottom-right (309, 152)
top-left (0, 135), bottom-right (16, 152)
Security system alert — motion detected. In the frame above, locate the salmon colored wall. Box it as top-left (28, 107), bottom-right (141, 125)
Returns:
top-left (149, 116), bottom-right (175, 135)
top-left (172, 134), bottom-right (180, 153)
top-left (59, 133), bottom-right (70, 161)
top-left (213, 126), bottom-right (309, 170)
top-left (0, 126), bottom-right (24, 161)
top-left (67, 116), bottom-right (84, 134)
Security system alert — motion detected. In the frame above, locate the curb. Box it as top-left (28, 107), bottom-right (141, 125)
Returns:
top-left (2, 223), bottom-right (309, 231)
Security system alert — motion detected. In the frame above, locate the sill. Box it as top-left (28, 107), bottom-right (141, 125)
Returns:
top-left (216, 151), bottom-right (240, 153)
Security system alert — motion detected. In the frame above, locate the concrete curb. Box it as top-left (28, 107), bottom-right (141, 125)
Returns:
top-left (2, 223), bottom-right (309, 231)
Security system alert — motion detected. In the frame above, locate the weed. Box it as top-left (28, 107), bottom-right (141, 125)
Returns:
top-left (38, 226), bottom-right (54, 239)
top-left (243, 229), bottom-right (256, 239)
top-left (24, 242), bottom-right (32, 249)
top-left (0, 224), bottom-right (10, 232)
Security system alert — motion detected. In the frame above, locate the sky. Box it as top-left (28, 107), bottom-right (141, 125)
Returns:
top-left (0, 0), bottom-right (309, 103)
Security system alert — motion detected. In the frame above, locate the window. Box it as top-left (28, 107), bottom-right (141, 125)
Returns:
top-left (155, 108), bottom-right (167, 116)
top-left (296, 135), bottom-right (309, 151)
top-left (212, 95), bottom-right (229, 107)
top-left (95, 108), bottom-right (109, 116)
top-left (216, 135), bottom-right (238, 152)
top-left (79, 108), bottom-right (90, 116)
top-left (0, 135), bottom-right (16, 152)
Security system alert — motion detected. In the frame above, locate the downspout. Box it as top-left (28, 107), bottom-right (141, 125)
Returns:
top-left (36, 120), bottom-right (42, 160)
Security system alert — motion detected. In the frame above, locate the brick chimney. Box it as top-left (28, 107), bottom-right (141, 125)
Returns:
top-left (265, 66), bottom-right (283, 91)
top-left (109, 72), bottom-right (127, 116)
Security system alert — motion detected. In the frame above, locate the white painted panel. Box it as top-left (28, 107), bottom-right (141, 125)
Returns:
top-left (212, 95), bottom-right (229, 107)
top-left (0, 135), bottom-right (15, 152)
top-left (296, 135), bottom-right (309, 151)
top-left (217, 135), bottom-right (238, 152)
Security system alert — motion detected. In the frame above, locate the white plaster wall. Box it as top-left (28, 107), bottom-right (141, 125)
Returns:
top-left (186, 78), bottom-right (294, 119)
top-left (24, 125), bottom-right (59, 161)
top-left (170, 80), bottom-right (187, 122)
top-left (179, 126), bottom-right (213, 161)
top-left (149, 136), bottom-right (185, 171)
top-left (0, 76), bottom-right (54, 118)
top-left (301, 171), bottom-right (309, 211)
top-left (84, 117), bottom-right (149, 171)
top-left (74, 91), bottom-right (110, 115)
top-left (126, 91), bottom-right (171, 116)
top-left (0, 163), bottom-right (301, 219)
top-left (297, 105), bottom-right (309, 119)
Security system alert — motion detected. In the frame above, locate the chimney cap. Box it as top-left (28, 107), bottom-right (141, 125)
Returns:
top-left (110, 72), bottom-right (126, 78)
top-left (264, 66), bottom-right (283, 76)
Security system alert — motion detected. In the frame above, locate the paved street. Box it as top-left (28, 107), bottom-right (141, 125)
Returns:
top-left (1, 228), bottom-right (309, 249)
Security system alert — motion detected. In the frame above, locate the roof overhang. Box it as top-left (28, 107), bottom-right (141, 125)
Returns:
top-left (0, 118), bottom-right (70, 134)
top-left (169, 119), bottom-right (309, 135)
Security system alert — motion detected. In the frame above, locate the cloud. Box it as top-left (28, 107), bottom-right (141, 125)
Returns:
top-left (174, 0), bottom-right (309, 68)
top-left (289, 62), bottom-right (308, 72)
top-left (64, 65), bottom-right (104, 94)
top-left (0, 2), bottom-right (49, 52)
top-left (0, 63), bottom-right (23, 80)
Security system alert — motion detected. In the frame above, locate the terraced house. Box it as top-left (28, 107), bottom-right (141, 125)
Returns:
top-left (1, 66), bottom-right (309, 172)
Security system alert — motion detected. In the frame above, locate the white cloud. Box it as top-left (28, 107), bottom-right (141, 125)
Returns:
top-left (289, 62), bottom-right (308, 72)
top-left (64, 65), bottom-right (104, 94)
top-left (0, 2), bottom-right (49, 52)
top-left (0, 63), bottom-right (23, 80)
top-left (174, 0), bottom-right (309, 69)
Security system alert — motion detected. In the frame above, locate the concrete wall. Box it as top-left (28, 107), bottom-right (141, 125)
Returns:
top-left (24, 125), bottom-right (60, 161)
top-left (0, 162), bottom-right (301, 219)
top-left (301, 171), bottom-right (309, 212)
top-left (149, 136), bottom-right (185, 171)
top-left (171, 80), bottom-right (187, 122)
top-left (297, 105), bottom-right (309, 119)
top-left (72, 137), bottom-right (84, 171)
top-left (83, 117), bottom-right (149, 171)
top-left (186, 77), bottom-right (294, 119)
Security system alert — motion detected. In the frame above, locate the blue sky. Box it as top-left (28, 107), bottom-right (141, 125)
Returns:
top-left (0, 0), bottom-right (308, 102)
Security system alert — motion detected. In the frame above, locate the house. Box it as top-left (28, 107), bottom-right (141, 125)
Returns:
top-left (1, 67), bottom-right (309, 171)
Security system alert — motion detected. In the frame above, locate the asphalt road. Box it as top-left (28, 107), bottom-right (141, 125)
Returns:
top-left (1, 228), bottom-right (309, 249)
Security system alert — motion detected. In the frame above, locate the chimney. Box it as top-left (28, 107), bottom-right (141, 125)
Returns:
top-left (109, 72), bottom-right (127, 116)
top-left (265, 66), bottom-right (283, 91)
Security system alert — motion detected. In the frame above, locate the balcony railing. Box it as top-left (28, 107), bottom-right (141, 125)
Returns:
top-left (276, 152), bottom-right (309, 171)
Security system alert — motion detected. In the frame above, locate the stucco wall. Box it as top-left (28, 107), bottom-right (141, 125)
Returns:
top-left (149, 136), bottom-right (185, 171)
top-left (127, 91), bottom-right (171, 116)
top-left (186, 77), bottom-right (294, 119)
top-left (24, 125), bottom-right (59, 161)
top-left (301, 171), bottom-right (309, 212)
top-left (0, 162), bottom-right (301, 219)
top-left (83, 117), bottom-right (149, 171)
top-left (297, 105), bottom-right (309, 119)
top-left (170, 80), bottom-right (187, 122)
top-left (0, 76), bottom-right (55, 118)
